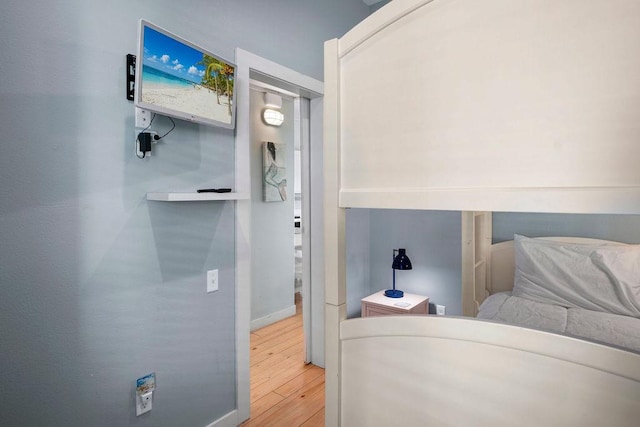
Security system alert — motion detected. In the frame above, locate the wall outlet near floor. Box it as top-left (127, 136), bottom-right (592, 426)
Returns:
top-left (136, 392), bottom-right (153, 416)
top-left (207, 269), bottom-right (219, 293)
top-left (436, 305), bottom-right (446, 316)
top-left (135, 372), bottom-right (155, 416)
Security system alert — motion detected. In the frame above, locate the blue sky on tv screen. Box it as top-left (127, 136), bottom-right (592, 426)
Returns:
top-left (142, 26), bottom-right (207, 84)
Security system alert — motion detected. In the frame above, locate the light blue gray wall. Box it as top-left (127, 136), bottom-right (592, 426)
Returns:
top-left (0, 1), bottom-right (369, 426)
top-left (347, 209), bottom-right (462, 316)
top-left (346, 209), bottom-right (372, 318)
top-left (250, 90), bottom-right (295, 322)
top-left (370, 0), bottom-right (392, 13)
top-left (493, 212), bottom-right (640, 244)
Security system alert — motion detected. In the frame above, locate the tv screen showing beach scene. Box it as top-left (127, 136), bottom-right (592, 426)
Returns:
top-left (135, 20), bottom-right (236, 129)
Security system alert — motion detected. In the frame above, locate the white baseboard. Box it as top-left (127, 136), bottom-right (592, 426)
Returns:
top-left (205, 409), bottom-right (237, 427)
top-left (251, 304), bottom-right (296, 331)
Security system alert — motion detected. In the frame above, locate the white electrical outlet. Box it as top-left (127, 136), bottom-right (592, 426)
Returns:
top-left (136, 392), bottom-right (153, 416)
top-left (207, 269), bottom-right (219, 293)
top-left (436, 305), bottom-right (446, 316)
top-left (135, 107), bottom-right (152, 128)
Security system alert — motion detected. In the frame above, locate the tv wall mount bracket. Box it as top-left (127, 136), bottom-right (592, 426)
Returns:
top-left (126, 54), bottom-right (136, 101)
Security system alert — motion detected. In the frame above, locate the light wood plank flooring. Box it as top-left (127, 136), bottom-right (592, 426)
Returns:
top-left (241, 293), bottom-right (325, 427)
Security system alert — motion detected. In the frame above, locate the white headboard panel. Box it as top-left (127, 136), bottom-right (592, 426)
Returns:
top-left (333, 0), bottom-right (640, 213)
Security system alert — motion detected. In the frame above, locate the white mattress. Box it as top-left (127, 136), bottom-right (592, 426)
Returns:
top-left (478, 292), bottom-right (640, 353)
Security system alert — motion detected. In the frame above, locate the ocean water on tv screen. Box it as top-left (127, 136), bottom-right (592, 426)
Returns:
top-left (142, 65), bottom-right (193, 89)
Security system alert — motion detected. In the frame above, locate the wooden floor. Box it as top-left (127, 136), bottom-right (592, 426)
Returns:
top-left (241, 293), bottom-right (325, 426)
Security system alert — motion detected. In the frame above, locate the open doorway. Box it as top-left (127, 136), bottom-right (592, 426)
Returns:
top-left (234, 48), bottom-right (324, 424)
top-left (248, 82), bottom-right (299, 332)
top-left (247, 76), bottom-right (319, 422)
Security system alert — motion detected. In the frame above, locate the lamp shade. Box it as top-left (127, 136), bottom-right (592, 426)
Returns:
top-left (392, 248), bottom-right (412, 270)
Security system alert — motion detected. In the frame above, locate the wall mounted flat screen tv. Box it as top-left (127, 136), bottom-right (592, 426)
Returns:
top-left (134, 20), bottom-right (236, 129)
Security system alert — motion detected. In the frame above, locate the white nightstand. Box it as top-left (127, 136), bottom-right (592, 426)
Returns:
top-left (361, 290), bottom-right (429, 317)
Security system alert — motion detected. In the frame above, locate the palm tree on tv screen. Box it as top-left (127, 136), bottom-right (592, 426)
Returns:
top-left (198, 55), bottom-right (223, 104)
top-left (221, 64), bottom-right (234, 115)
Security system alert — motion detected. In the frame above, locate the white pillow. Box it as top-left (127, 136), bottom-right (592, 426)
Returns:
top-left (512, 234), bottom-right (640, 318)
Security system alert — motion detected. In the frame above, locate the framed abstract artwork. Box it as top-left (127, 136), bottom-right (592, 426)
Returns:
top-left (263, 141), bottom-right (287, 202)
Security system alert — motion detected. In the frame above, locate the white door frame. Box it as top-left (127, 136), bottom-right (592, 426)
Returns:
top-left (234, 48), bottom-right (323, 423)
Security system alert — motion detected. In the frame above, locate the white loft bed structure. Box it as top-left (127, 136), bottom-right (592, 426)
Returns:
top-left (323, 0), bottom-right (640, 426)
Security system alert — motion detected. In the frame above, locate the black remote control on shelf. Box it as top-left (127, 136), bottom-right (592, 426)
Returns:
top-left (197, 188), bottom-right (232, 193)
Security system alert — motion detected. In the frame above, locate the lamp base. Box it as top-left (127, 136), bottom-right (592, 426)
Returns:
top-left (384, 289), bottom-right (404, 298)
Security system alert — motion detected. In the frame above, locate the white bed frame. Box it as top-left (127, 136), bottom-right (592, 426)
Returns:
top-left (341, 316), bottom-right (640, 426)
top-left (323, 0), bottom-right (640, 425)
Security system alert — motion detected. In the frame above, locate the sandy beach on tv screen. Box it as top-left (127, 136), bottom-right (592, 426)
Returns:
top-left (142, 82), bottom-right (232, 124)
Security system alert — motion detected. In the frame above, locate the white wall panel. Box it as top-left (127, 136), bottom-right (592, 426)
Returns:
top-left (338, 0), bottom-right (640, 212)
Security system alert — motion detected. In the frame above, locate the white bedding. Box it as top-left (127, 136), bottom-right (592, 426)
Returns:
top-left (512, 235), bottom-right (640, 318)
top-left (478, 292), bottom-right (640, 353)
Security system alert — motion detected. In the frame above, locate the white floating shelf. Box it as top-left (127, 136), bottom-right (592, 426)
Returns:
top-left (146, 192), bottom-right (249, 202)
